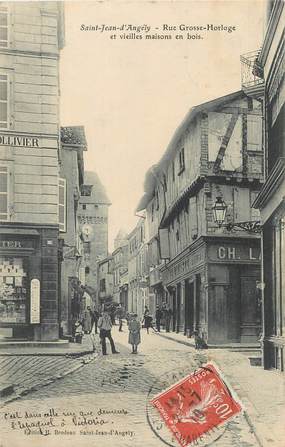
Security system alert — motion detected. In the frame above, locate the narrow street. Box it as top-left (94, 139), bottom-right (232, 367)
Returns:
top-left (1, 327), bottom-right (260, 447)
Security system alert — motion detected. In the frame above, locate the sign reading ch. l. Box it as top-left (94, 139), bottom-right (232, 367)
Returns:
top-left (217, 246), bottom-right (261, 261)
top-left (30, 278), bottom-right (40, 324)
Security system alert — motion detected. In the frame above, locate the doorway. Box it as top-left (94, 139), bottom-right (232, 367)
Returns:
top-left (185, 281), bottom-right (194, 335)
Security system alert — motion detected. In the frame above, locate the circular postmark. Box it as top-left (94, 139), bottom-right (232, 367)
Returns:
top-left (146, 364), bottom-right (231, 447)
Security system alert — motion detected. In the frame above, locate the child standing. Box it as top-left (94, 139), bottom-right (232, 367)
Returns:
top-left (128, 314), bottom-right (141, 354)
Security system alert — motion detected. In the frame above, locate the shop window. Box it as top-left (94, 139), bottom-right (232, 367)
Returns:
top-left (0, 6), bottom-right (8, 48)
top-left (178, 147), bottom-right (185, 174)
top-left (0, 257), bottom-right (27, 323)
top-left (59, 178), bottom-right (66, 232)
top-left (0, 73), bottom-right (9, 129)
top-left (0, 166), bottom-right (8, 221)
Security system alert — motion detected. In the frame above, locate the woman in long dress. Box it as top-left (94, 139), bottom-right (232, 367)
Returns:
top-left (128, 314), bottom-right (141, 354)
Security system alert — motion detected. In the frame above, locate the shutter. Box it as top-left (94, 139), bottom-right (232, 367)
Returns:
top-left (159, 228), bottom-right (170, 259)
top-left (247, 115), bottom-right (262, 151)
top-left (0, 74), bottom-right (8, 129)
top-left (59, 178), bottom-right (66, 232)
top-left (0, 166), bottom-right (8, 221)
top-left (0, 7), bottom-right (8, 48)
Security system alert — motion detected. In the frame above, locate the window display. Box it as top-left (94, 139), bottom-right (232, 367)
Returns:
top-left (0, 257), bottom-right (27, 323)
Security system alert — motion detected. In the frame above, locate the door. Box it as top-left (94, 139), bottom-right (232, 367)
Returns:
top-left (176, 283), bottom-right (181, 333)
top-left (240, 276), bottom-right (259, 342)
top-left (185, 281), bottom-right (194, 335)
top-left (208, 284), bottom-right (228, 343)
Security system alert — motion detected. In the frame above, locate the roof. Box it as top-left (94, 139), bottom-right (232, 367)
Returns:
top-left (82, 171), bottom-right (111, 205)
top-left (136, 90), bottom-right (245, 212)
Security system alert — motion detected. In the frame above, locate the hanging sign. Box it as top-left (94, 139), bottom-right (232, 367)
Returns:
top-left (30, 278), bottom-right (40, 324)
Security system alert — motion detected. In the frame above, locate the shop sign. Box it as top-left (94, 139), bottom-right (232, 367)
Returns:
top-left (149, 267), bottom-right (162, 286)
top-left (209, 244), bottom-right (261, 262)
top-left (0, 134), bottom-right (39, 147)
top-left (30, 278), bottom-right (40, 324)
top-left (0, 239), bottom-right (34, 249)
top-left (162, 248), bottom-right (205, 284)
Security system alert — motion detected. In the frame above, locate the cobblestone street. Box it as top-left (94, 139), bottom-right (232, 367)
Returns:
top-left (0, 327), bottom-right (260, 447)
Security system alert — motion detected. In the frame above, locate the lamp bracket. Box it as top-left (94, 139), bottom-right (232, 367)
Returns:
top-left (225, 221), bottom-right (262, 233)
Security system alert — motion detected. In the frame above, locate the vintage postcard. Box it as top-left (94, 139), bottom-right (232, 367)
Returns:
top-left (0, 0), bottom-right (284, 446)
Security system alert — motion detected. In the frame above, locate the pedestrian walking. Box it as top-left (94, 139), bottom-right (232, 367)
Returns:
top-left (89, 307), bottom-right (99, 334)
top-left (74, 320), bottom-right (84, 343)
top-left (155, 305), bottom-right (163, 332)
top-left (97, 310), bottom-right (120, 355)
top-left (164, 305), bottom-right (173, 332)
top-left (82, 306), bottom-right (93, 334)
top-left (128, 314), bottom-right (141, 354)
top-left (116, 303), bottom-right (125, 332)
top-left (142, 309), bottom-right (156, 334)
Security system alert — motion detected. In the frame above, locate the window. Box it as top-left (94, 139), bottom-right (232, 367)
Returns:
top-left (0, 74), bottom-right (9, 129)
top-left (172, 161), bottom-right (175, 181)
top-left (163, 173), bottom-right (168, 192)
top-left (178, 148), bottom-right (185, 174)
top-left (247, 115), bottom-right (262, 151)
top-left (155, 190), bottom-right (159, 210)
top-left (100, 278), bottom-right (106, 292)
top-left (151, 202), bottom-right (154, 221)
top-left (0, 166), bottom-right (8, 221)
top-left (81, 185), bottom-right (92, 196)
top-left (0, 257), bottom-right (27, 323)
top-left (58, 178), bottom-right (66, 232)
top-left (0, 6), bottom-right (8, 48)
top-left (85, 266), bottom-right (90, 275)
top-left (82, 204), bottom-right (86, 210)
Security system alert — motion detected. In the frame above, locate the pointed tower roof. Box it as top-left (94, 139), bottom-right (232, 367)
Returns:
top-left (81, 171), bottom-right (111, 205)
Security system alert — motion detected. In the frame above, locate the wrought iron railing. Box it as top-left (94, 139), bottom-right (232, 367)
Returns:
top-left (240, 50), bottom-right (264, 89)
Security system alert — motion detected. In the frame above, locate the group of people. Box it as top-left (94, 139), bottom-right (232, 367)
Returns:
top-left (73, 302), bottom-right (173, 356)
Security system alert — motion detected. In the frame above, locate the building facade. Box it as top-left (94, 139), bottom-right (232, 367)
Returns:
top-left (58, 126), bottom-right (86, 336)
top-left (127, 217), bottom-right (149, 319)
top-left (137, 91), bottom-right (264, 345)
top-left (112, 230), bottom-right (128, 305)
top-left (78, 171), bottom-right (111, 305)
top-left (254, 0), bottom-right (285, 371)
top-left (0, 2), bottom-right (64, 341)
top-left (97, 256), bottom-right (113, 308)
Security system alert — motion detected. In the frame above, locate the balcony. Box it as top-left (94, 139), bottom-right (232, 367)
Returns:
top-left (240, 50), bottom-right (264, 97)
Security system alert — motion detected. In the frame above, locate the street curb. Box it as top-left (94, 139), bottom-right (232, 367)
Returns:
top-left (0, 348), bottom-right (95, 357)
top-left (0, 352), bottom-right (99, 408)
top-left (155, 331), bottom-right (196, 348)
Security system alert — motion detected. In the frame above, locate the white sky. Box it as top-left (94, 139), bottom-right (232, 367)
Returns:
top-left (60, 0), bottom-right (266, 251)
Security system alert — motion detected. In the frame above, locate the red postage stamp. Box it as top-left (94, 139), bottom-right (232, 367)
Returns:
top-left (151, 363), bottom-right (242, 447)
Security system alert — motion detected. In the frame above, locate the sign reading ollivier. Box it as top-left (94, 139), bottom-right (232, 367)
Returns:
top-left (0, 134), bottom-right (39, 147)
top-left (30, 278), bottom-right (40, 324)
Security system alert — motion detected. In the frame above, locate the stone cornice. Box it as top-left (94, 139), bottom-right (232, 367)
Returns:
top-left (259, 0), bottom-right (284, 67)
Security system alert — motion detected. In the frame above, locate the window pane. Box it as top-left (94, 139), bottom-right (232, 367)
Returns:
top-left (0, 194), bottom-right (7, 213)
top-left (0, 173), bottom-right (7, 192)
top-left (59, 185), bottom-right (65, 204)
top-left (0, 102), bottom-right (7, 121)
top-left (0, 81), bottom-right (7, 101)
top-left (0, 14), bottom-right (8, 26)
top-left (59, 204), bottom-right (64, 224)
top-left (0, 27), bottom-right (7, 40)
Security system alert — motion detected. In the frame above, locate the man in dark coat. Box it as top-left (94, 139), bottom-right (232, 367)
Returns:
top-left (155, 305), bottom-right (163, 332)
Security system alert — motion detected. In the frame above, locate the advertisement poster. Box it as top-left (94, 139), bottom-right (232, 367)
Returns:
top-left (0, 1), bottom-right (284, 447)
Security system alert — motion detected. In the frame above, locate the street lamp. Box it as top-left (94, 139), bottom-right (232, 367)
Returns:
top-left (212, 196), bottom-right (262, 233)
top-left (212, 196), bottom-right (227, 227)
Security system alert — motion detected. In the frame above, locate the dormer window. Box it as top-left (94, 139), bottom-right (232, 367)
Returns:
top-left (81, 185), bottom-right (93, 196)
top-left (178, 148), bottom-right (185, 175)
